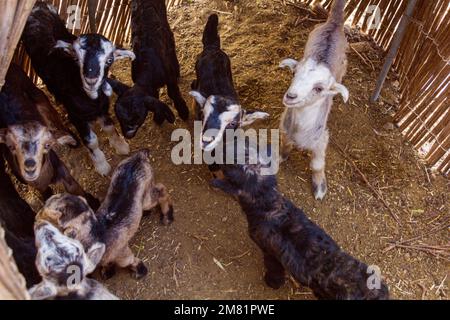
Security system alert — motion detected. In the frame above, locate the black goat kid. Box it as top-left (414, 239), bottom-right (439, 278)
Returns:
top-left (109, 0), bottom-right (189, 139)
top-left (210, 156), bottom-right (390, 300)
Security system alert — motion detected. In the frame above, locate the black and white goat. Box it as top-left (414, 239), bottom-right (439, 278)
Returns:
top-left (0, 150), bottom-right (40, 288)
top-left (37, 150), bottom-right (174, 279)
top-left (279, 0), bottom-right (349, 200)
top-left (29, 222), bottom-right (118, 300)
top-left (108, 0), bottom-right (189, 139)
top-left (209, 150), bottom-right (389, 300)
top-left (190, 14), bottom-right (268, 175)
top-left (22, 3), bottom-right (134, 176)
top-left (0, 64), bottom-right (99, 209)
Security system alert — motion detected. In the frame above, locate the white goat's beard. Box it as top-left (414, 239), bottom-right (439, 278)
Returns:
top-left (82, 79), bottom-right (101, 100)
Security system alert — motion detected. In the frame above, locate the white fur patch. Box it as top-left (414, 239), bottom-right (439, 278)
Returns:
top-left (201, 97), bottom-right (241, 152)
top-left (90, 149), bottom-right (111, 176)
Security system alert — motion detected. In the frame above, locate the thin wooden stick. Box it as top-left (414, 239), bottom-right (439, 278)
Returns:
top-left (331, 138), bottom-right (401, 224)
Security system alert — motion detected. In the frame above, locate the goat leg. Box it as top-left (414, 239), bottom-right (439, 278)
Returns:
top-left (167, 82), bottom-right (189, 121)
top-left (280, 131), bottom-right (295, 163)
top-left (72, 119), bottom-right (111, 176)
top-left (115, 246), bottom-right (148, 280)
top-left (310, 136), bottom-right (328, 201)
top-left (263, 253), bottom-right (286, 289)
top-left (99, 264), bottom-right (117, 280)
top-left (145, 183), bottom-right (174, 225)
top-left (97, 116), bottom-right (129, 155)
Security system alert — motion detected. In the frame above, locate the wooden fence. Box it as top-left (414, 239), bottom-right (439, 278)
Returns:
top-left (5, 0), bottom-right (450, 175)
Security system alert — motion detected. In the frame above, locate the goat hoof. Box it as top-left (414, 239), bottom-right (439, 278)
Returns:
top-left (312, 180), bottom-right (327, 201)
top-left (264, 273), bottom-right (285, 289)
top-left (95, 160), bottom-right (111, 176)
top-left (100, 265), bottom-right (116, 280)
top-left (160, 206), bottom-right (174, 226)
top-left (133, 262), bottom-right (148, 280)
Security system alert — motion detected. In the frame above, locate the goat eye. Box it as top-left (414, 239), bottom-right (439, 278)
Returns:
top-left (44, 143), bottom-right (51, 150)
top-left (314, 87), bottom-right (324, 93)
top-left (106, 57), bottom-right (113, 65)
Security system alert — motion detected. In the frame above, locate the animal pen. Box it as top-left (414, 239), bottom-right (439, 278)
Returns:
top-left (0, 0), bottom-right (448, 300)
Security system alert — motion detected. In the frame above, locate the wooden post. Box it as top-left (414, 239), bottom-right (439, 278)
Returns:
top-left (88, 0), bottom-right (97, 33)
top-left (0, 0), bottom-right (36, 90)
top-left (0, 226), bottom-right (30, 300)
top-left (370, 0), bottom-right (418, 103)
top-left (0, 0), bottom-right (35, 300)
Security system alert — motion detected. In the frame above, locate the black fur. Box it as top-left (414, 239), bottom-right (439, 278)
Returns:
top-left (0, 151), bottom-right (41, 287)
top-left (212, 154), bottom-right (390, 300)
top-left (110, 0), bottom-right (188, 139)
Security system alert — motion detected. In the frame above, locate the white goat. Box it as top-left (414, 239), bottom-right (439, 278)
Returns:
top-left (279, 0), bottom-right (349, 200)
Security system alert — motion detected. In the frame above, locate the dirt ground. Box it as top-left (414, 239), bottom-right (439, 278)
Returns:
top-left (19, 0), bottom-right (448, 300)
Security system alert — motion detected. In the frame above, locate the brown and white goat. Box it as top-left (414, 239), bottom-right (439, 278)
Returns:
top-left (279, 0), bottom-right (349, 200)
top-left (29, 222), bottom-right (118, 300)
top-left (37, 150), bottom-right (174, 279)
top-left (0, 64), bottom-right (99, 209)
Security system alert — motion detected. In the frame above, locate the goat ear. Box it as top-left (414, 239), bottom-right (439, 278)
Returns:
top-left (106, 78), bottom-right (130, 96)
top-left (29, 281), bottom-right (57, 300)
top-left (51, 130), bottom-right (78, 146)
top-left (329, 83), bottom-right (349, 103)
top-left (189, 91), bottom-right (207, 107)
top-left (0, 128), bottom-right (6, 144)
top-left (114, 48), bottom-right (136, 61)
top-left (63, 226), bottom-right (78, 239)
top-left (54, 40), bottom-right (75, 56)
top-left (279, 58), bottom-right (298, 72)
top-left (241, 110), bottom-right (270, 127)
top-left (85, 242), bottom-right (106, 274)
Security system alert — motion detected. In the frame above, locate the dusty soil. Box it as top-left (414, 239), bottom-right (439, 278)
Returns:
top-left (21, 0), bottom-right (448, 299)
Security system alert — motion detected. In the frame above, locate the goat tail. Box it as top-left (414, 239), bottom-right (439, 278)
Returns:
top-left (202, 14), bottom-right (220, 49)
top-left (328, 0), bottom-right (346, 25)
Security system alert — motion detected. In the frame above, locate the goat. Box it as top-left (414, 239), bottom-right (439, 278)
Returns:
top-left (190, 14), bottom-right (268, 175)
top-left (279, 0), bottom-right (349, 200)
top-left (29, 222), bottom-right (118, 300)
top-left (0, 64), bottom-right (99, 209)
top-left (22, 3), bottom-right (135, 176)
top-left (107, 78), bottom-right (175, 139)
top-left (209, 150), bottom-right (389, 300)
top-left (36, 149), bottom-right (174, 279)
top-left (0, 150), bottom-right (41, 288)
top-left (107, 0), bottom-right (189, 139)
